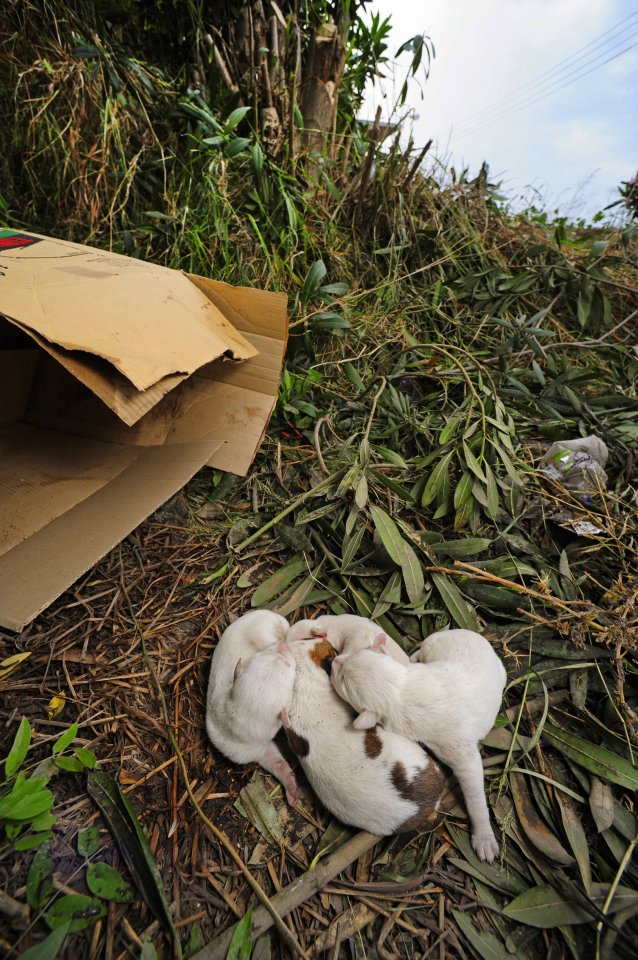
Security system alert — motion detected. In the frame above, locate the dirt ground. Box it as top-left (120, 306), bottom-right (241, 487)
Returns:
top-left (1, 479), bottom-right (481, 960)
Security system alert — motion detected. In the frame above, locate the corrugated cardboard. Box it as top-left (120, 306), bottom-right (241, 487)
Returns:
top-left (0, 230), bottom-right (288, 630)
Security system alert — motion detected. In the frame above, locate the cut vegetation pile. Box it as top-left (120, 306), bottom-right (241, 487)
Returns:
top-left (1, 3), bottom-right (637, 959)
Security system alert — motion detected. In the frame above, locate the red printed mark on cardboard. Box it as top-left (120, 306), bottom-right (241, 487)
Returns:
top-left (0, 231), bottom-right (42, 251)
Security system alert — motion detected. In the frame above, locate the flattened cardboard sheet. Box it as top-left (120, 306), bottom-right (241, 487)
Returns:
top-left (0, 430), bottom-right (221, 631)
top-left (0, 230), bottom-right (257, 410)
top-left (0, 231), bottom-right (288, 630)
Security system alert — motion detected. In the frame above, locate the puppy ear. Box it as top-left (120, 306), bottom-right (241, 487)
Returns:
top-left (353, 709), bottom-right (378, 730)
top-left (371, 633), bottom-right (388, 654)
top-left (233, 658), bottom-right (244, 680)
top-left (311, 628), bottom-right (328, 639)
top-left (279, 707), bottom-right (290, 727)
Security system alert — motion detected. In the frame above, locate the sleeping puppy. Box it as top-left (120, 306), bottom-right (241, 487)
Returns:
top-left (330, 629), bottom-right (506, 861)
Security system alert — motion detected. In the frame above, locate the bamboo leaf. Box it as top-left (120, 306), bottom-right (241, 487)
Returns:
top-left (452, 910), bottom-right (512, 960)
top-left (462, 441), bottom-right (487, 483)
top-left (86, 769), bottom-right (178, 946)
top-left (226, 908), bottom-right (253, 960)
top-left (503, 885), bottom-right (591, 927)
top-left (0, 651), bottom-right (31, 681)
top-left (421, 451), bottom-right (453, 507)
top-left (18, 922), bottom-right (70, 960)
top-left (510, 772), bottom-right (574, 866)
top-left (430, 538), bottom-right (492, 557)
top-left (555, 787), bottom-right (591, 892)
top-left (251, 560), bottom-right (307, 607)
top-left (431, 572), bottom-right (481, 631)
top-left (484, 461), bottom-right (499, 519)
top-left (542, 724), bottom-right (638, 790)
top-left (369, 505), bottom-right (425, 604)
top-left (454, 469), bottom-right (473, 509)
top-left (589, 776), bottom-right (614, 833)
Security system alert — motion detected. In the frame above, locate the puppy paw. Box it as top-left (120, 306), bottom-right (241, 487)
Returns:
top-left (284, 778), bottom-right (299, 806)
top-left (472, 829), bottom-right (499, 863)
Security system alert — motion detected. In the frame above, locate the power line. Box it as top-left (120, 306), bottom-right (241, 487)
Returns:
top-left (448, 38), bottom-right (638, 142)
top-left (440, 9), bottom-right (638, 136)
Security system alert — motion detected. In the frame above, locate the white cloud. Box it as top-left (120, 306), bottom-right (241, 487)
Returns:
top-left (364, 0), bottom-right (637, 217)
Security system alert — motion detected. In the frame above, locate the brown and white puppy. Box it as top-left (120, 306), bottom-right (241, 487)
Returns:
top-left (286, 613), bottom-right (410, 664)
top-left (330, 629), bottom-right (506, 861)
top-left (283, 636), bottom-right (445, 835)
top-left (205, 610), bottom-right (298, 804)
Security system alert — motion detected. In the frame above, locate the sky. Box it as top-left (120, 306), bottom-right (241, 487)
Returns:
top-left (363, 0), bottom-right (638, 221)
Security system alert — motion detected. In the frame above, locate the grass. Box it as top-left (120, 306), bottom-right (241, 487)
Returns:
top-left (1, 2), bottom-right (637, 958)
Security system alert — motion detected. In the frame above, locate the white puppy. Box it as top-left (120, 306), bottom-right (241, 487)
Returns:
top-left (283, 636), bottom-right (445, 835)
top-left (205, 610), bottom-right (298, 804)
top-left (330, 628), bottom-right (506, 861)
top-left (286, 613), bottom-right (410, 664)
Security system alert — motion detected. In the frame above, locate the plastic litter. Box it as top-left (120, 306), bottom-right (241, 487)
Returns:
top-left (538, 435), bottom-right (608, 536)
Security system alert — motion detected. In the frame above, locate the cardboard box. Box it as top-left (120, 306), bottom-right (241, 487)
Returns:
top-left (0, 230), bottom-right (287, 631)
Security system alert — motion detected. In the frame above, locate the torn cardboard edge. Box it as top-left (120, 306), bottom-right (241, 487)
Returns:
top-left (0, 230), bottom-right (288, 631)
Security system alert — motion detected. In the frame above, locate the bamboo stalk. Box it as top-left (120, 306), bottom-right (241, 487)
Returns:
top-left (190, 832), bottom-right (380, 960)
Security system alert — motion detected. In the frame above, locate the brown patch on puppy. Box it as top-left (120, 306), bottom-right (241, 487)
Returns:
top-left (285, 727), bottom-right (310, 758)
top-left (309, 639), bottom-right (339, 672)
top-left (364, 727), bottom-right (383, 759)
top-left (391, 756), bottom-right (446, 833)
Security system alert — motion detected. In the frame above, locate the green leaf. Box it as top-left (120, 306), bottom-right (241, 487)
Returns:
top-left (453, 469), bottom-right (473, 509)
top-left (0, 777), bottom-right (53, 821)
top-left (18, 922), bottom-right (70, 960)
top-left (86, 862), bottom-right (134, 902)
top-left (27, 841), bottom-right (53, 910)
top-left (86, 769), bottom-right (178, 946)
top-left (251, 142), bottom-right (264, 176)
top-left (45, 894), bottom-right (107, 932)
top-left (184, 921), bottom-right (204, 960)
top-left (54, 756), bottom-right (84, 773)
top-left (431, 572), bottom-right (481, 631)
top-left (452, 910), bottom-right (512, 960)
top-left (52, 723), bottom-right (78, 756)
top-left (271, 573), bottom-right (318, 617)
top-left (555, 787), bottom-right (591, 892)
top-left (368, 505), bottom-right (404, 566)
top-left (226, 908), bottom-right (253, 960)
top-left (462, 441), bottom-right (487, 483)
top-left (354, 473), bottom-right (368, 508)
top-left (141, 939), bottom-right (159, 960)
top-left (5, 717), bottom-right (31, 778)
top-left (224, 105), bottom-right (251, 132)
top-left (502, 885), bottom-right (592, 927)
top-left (251, 560), bottom-right (307, 607)
top-left (14, 830), bottom-right (53, 850)
top-left (430, 537), bottom-right (492, 557)
top-left (78, 826), bottom-right (101, 858)
top-left (74, 747), bottom-right (97, 769)
top-left (320, 281), bottom-right (349, 296)
top-left (31, 812), bottom-right (56, 832)
top-left (375, 446), bottom-right (409, 469)
top-left (542, 724), bottom-right (638, 790)
top-left (484, 461), bottom-right (499, 519)
top-left (302, 260), bottom-right (327, 302)
top-left (421, 451), bottom-right (453, 507)
top-left (369, 506), bottom-right (425, 604)
top-left (225, 137), bottom-right (251, 158)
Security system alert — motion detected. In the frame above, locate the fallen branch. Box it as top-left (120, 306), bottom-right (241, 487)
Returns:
top-left (190, 831), bottom-right (380, 960)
